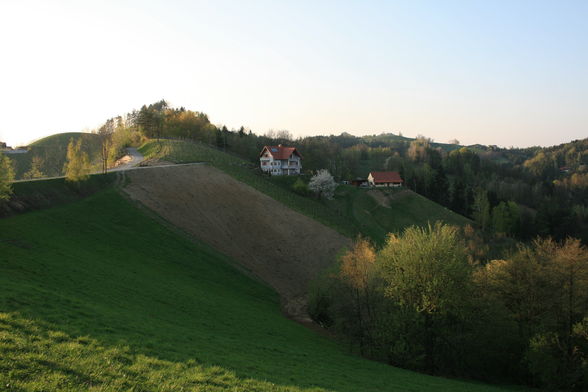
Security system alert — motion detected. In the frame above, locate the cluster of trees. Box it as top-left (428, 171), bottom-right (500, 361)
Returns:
top-left (309, 225), bottom-right (588, 390)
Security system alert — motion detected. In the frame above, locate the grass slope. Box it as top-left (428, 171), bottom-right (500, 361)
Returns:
top-left (5, 132), bottom-right (102, 179)
top-left (139, 139), bottom-right (470, 244)
top-left (327, 186), bottom-right (472, 244)
top-left (0, 188), bottom-right (516, 391)
top-left (1, 173), bottom-right (116, 217)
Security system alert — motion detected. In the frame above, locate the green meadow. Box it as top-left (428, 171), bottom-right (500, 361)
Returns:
top-left (0, 185), bottom-right (518, 391)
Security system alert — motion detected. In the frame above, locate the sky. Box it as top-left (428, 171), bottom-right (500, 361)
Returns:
top-left (0, 0), bottom-right (586, 148)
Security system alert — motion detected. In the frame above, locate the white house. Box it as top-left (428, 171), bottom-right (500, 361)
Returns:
top-left (259, 145), bottom-right (302, 175)
top-left (367, 171), bottom-right (403, 187)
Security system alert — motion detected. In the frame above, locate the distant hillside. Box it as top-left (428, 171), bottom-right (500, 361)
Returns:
top-left (0, 181), bottom-right (518, 392)
top-left (3, 132), bottom-right (102, 180)
top-left (139, 139), bottom-right (471, 243)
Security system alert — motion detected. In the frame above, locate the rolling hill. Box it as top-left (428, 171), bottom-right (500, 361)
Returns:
top-left (3, 132), bottom-right (102, 180)
top-left (138, 139), bottom-right (471, 244)
top-left (123, 164), bottom-right (351, 319)
top-left (0, 181), bottom-right (519, 391)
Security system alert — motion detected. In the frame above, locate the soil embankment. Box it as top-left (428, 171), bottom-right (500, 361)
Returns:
top-left (123, 165), bottom-right (350, 320)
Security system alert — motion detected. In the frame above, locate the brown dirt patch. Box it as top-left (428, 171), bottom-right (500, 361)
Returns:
top-left (123, 165), bottom-right (350, 321)
top-left (368, 189), bottom-right (413, 207)
top-left (367, 190), bottom-right (390, 207)
top-left (139, 159), bottom-right (175, 167)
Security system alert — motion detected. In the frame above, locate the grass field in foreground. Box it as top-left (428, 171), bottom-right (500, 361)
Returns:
top-left (0, 189), bottom-right (518, 391)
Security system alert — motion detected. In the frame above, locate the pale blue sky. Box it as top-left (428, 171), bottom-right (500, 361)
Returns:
top-left (0, 0), bottom-right (586, 147)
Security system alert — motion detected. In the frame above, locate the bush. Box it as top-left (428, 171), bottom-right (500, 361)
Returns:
top-left (291, 177), bottom-right (310, 196)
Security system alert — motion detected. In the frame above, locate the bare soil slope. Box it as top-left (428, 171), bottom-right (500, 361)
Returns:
top-left (123, 164), bottom-right (350, 320)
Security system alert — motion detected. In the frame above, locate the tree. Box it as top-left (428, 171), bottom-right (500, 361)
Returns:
top-left (338, 237), bottom-right (378, 355)
top-left (64, 138), bottom-right (91, 182)
top-left (0, 154), bottom-right (15, 201)
top-left (378, 223), bottom-right (472, 373)
top-left (98, 118), bottom-right (115, 174)
top-left (407, 135), bottom-right (431, 163)
top-left (478, 238), bottom-right (588, 389)
top-left (308, 169), bottom-right (336, 199)
top-left (492, 201), bottom-right (520, 236)
top-left (472, 188), bottom-right (491, 231)
top-left (291, 177), bottom-right (309, 196)
top-left (23, 156), bottom-right (45, 179)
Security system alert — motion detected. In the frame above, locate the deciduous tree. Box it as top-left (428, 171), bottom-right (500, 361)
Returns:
top-left (0, 154), bottom-right (15, 201)
top-left (308, 169), bottom-right (336, 200)
top-left (378, 223), bottom-right (472, 373)
top-left (64, 138), bottom-right (91, 182)
top-left (23, 156), bottom-right (45, 179)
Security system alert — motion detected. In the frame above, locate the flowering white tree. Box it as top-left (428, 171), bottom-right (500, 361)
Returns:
top-left (308, 169), bottom-right (336, 200)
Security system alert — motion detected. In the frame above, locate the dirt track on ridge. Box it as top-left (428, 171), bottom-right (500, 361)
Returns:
top-left (123, 165), bottom-right (350, 320)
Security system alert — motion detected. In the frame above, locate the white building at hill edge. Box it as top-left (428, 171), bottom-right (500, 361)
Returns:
top-left (259, 145), bottom-right (302, 175)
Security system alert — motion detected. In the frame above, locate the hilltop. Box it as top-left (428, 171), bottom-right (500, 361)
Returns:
top-left (3, 132), bottom-right (102, 180)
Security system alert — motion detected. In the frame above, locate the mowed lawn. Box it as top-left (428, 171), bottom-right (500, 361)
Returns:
top-left (0, 188), bottom-right (521, 391)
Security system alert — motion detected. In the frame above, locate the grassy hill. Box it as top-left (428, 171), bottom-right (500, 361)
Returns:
top-left (0, 184), bottom-right (518, 391)
top-left (4, 132), bottom-right (102, 180)
top-left (139, 139), bottom-right (471, 244)
top-left (327, 186), bottom-right (471, 244)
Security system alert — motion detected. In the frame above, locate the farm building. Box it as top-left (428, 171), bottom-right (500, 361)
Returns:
top-left (367, 171), bottom-right (403, 187)
top-left (259, 145), bottom-right (302, 176)
top-left (351, 177), bottom-right (368, 187)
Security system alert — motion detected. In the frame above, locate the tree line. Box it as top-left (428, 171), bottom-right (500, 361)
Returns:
top-left (134, 102), bottom-right (585, 244)
top-left (309, 225), bottom-right (588, 390)
top-left (3, 100), bottom-right (587, 243)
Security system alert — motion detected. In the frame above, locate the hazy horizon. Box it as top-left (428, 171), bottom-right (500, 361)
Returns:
top-left (1, 0), bottom-right (586, 148)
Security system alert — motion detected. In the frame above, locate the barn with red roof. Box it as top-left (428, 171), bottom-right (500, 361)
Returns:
top-left (367, 171), bottom-right (403, 187)
top-left (259, 145), bottom-right (302, 175)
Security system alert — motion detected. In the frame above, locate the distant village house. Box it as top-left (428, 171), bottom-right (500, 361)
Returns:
top-left (367, 171), bottom-right (403, 187)
top-left (259, 145), bottom-right (302, 176)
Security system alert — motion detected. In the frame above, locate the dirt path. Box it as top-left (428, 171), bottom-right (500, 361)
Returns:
top-left (368, 188), bottom-right (413, 207)
top-left (110, 148), bottom-right (145, 171)
top-left (123, 165), bottom-right (351, 321)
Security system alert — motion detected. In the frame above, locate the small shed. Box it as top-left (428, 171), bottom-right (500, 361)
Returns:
top-left (367, 171), bottom-right (403, 187)
top-left (351, 177), bottom-right (368, 187)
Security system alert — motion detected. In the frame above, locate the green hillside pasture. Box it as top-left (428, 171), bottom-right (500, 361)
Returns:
top-left (327, 186), bottom-right (472, 244)
top-left (0, 190), bottom-right (517, 392)
top-left (0, 173), bottom-right (116, 217)
top-left (139, 140), bottom-right (472, 244)
top-left (5, 132), bottom-right (102, 179)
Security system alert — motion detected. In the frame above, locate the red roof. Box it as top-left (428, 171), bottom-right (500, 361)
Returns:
top-left (260, 145), bottom-right (302, 160)
top-left (369, 171), bottom-right (403, 183)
